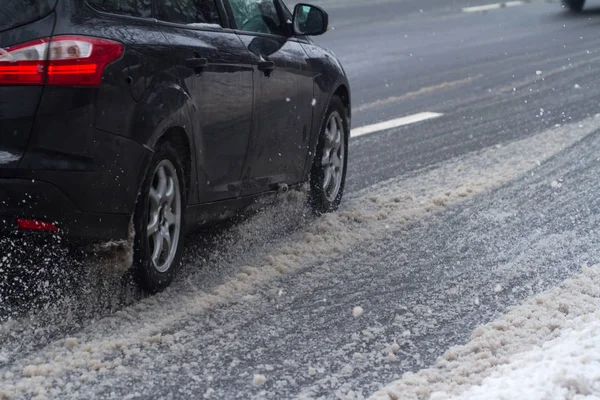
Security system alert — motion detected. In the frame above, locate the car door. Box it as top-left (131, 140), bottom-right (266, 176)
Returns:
top-left (156, 0), bottom-right (255, 203)
top-left (225, 0), bottom-right (315, 196)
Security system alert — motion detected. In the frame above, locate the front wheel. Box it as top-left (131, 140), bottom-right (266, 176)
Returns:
top-left (563, 0), bottom-right (585, 11)
top-left (132, 141), bottom-right (186, 293)
top-left (309, 95), bottom-right (349, 214)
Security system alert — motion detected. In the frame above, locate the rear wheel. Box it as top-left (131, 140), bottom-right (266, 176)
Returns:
top-left (309, 95), bottom-right (349, 213)
top-left (563, 0), bottom-right (585, 11)
top-left (132, 141), bottom-right (186, 293)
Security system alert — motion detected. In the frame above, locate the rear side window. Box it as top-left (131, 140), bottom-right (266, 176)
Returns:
top-left (87, 0), bottom-right (152, 18)
top-left (0, 0), bottom-right (57, 32)
top-left (157, 0), bottom-right (222, 26)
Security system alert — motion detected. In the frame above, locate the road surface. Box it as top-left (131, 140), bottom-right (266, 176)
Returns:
top-left (3, 0), bottom-right (600, 398)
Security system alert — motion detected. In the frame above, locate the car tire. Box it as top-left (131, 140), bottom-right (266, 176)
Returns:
top-left (563, 0), bottom-right (585, 11)
top-left (132, 141), bottom-right (187, 293)
top-left (309, 95), bottom-right (349, 214)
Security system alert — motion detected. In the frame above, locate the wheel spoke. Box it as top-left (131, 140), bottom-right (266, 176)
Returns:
top-left (165, 177), bottom-right (175, 205)
top-left (322, 165), bottom-right (332, 190)
top-left (156, 166), bottom-right (167, 198)
top-left (331, 152), bottom-right (341, 169)
top-left (333, 127), bottom-right (342, 149)
top-left (329, 118), bottom-right (338, 142)
top-left (147, 214), bottom-right (159, 236)
top-left (164, 208), bottom-right (177, 227)
top-left (149, 188), bottom-right (160, 209)
top-left (322, 148), bottom-right (331, 165)
top-left (151, 233), bottom-right (164, 264)
top-left (164, 228), bottom-right (172, 250)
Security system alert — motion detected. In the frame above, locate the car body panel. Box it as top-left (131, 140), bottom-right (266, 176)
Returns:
top-left (159, 24), bottom-right (255, 203)
top-left (237, 33), bottom-right (315, 196)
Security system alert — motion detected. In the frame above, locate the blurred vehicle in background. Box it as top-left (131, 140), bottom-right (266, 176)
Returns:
top-left (563, 0), bottom-right (585, 11)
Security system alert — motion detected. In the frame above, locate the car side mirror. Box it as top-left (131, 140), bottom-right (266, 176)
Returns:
top-left (293, 3), bottom-right (328, 36)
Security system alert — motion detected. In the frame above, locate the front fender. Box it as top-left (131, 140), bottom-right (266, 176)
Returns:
top-left (300, 41), bottom-right (351, 181)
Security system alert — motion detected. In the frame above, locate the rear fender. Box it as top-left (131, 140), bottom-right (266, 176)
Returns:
top-left (130, 82), bottom-right (199, 205)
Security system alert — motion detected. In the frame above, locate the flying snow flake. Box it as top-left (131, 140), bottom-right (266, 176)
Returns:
top-left (253, 374), bottom-right (266, 385)
top-left (311, 98), bottom-right (317, 107)
top-left (536, 70), bottom-right (543, 76)
top-left (551, 180), bottom-right (563, 189)
top-left (353, 306), bottom-right (364, 318)
top-left (285, 97), bottom-right (291, 102)
top-left (574, 84), bottom-right (581, 89)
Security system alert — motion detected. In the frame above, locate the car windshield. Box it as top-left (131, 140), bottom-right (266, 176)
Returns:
top-left (0, 0), bottom-right (57, 31)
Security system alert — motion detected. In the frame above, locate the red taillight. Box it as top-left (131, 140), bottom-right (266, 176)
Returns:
top-left (0, 38), bottom-right (48, 85)
top-left (0, 35), bottom-right (123, 87)
top-left (16, 218), bottom-right (59, 232)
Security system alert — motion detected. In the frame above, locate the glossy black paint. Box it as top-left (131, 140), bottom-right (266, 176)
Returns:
top-left (0, 13), bottom-right (56, 169)
top-left (0, 0), bottom-right (350, 242)
top-left (237, 33), bottom-right (315, 195)
top-left (159, 23), bottom-right (254, 203)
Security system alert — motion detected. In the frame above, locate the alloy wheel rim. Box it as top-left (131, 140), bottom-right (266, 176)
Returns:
top-left (321, 111), bottom-right (345, 202)
top-left (147, 160), bottom-right (181, 273)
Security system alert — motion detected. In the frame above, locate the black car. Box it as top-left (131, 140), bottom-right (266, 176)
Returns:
top-left (0, 0), bottom-right (350, 292)
top-left (563, 0), bottom-right (585, 11)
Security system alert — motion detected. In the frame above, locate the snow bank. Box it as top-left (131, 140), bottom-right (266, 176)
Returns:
top-left (447, 311), bottom-right (600, 399)
top-left (369, 265), bottom-right (600, 400)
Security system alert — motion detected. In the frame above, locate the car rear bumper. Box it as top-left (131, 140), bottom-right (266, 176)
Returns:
top-left (0, 178), bottom-right (132, 241)
top-left (0, 127), bottom-right (152, 242)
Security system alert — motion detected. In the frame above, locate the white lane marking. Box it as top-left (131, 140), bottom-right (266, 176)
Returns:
top-left (351, 112), bottom-right (443, 138)
top-left (462, 1), bottom-right (524, 13)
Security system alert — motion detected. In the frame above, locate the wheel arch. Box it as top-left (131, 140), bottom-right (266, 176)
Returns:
top-left (333, 84), bottom-right (351, 121)
top-left (130, 83), bottom-right (199, 207)
top-left (155, 126), bottom-right (193, 201)
top-left (302, 81), bottom-right (352, 182)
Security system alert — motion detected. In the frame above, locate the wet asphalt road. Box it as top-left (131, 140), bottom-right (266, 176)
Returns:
top-left (313, 0), bottom-right (600, 190)
top-left (4, 0), bottom-right (600, 398)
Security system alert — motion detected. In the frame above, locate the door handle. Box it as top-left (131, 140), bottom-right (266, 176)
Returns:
top-left (257, 60), bottom-right (276, 77)
top-left (185, 57), bottom-right (208, 74)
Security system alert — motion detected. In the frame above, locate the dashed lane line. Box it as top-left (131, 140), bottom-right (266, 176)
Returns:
top-left (351, 112), bottom-right (443, 138)
top-left (462, 1), bottom-right (525, 13)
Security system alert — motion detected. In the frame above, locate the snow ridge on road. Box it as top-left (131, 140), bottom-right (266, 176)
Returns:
top-left (369, 265), bottom-right (600, 400)
top-left (2, 116), bottom-right (600, 399)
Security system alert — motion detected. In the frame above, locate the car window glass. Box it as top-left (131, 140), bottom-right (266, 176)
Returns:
top-left (87, 0), bottom-right (152, 18)
top-left (157, 0), bottom-right (222, 26)
top-left (228, 0), bottom-right (284, 35)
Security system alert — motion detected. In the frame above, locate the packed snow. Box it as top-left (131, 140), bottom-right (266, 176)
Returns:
top-left (2, 116), bottom-right (600, 398)
top-left (449, 311), bottom-right (600, 399)
top-left (370, 265), bottom-right (600, 400)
